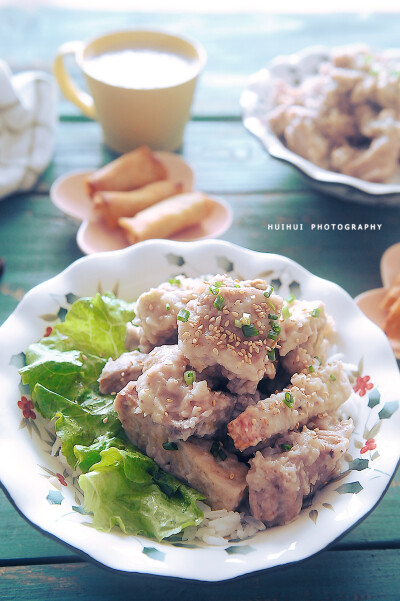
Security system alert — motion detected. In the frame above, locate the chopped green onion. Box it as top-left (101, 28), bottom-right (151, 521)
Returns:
top-left (210, 441), bottom-right (220, 457)
top-left (311, 307), bottom-right (321, 318)
top-left (213, 294), bottom-right (225, 310)
top-left (168, 278), bottom-right (181, 286)
top-left (242, 323), bottom-right (259, 337)
top-left (267, 330), bottom-right (279, 341)
top-left (165, 302), bottom-right (171, 311)
top-left (135, 347), bottom-right (140, 352)
top-left (308, 365), bottom-right (315, 373)
top-left (266, 300), bottom-right (275, 311)
top-left (218, 449), bottom-right (227, 461)
top-left (286, 294), bottom-right (296, 304)
top-left (162, 442), bottom-right (178, 451)
top-left (270, 322), bottom-right (281, 333)
top-left (209, 285), bottom-right (220, 295)
top-left (234, 283), bottom-right (241, 288)
top-left (267, 348), bottom-right (276, 361)
top-left (280, 443), bottom-right (292, 452)
top-left (330, 374), bottom-right (337, 382)
top-left (268, 313), bottom-right (278, 320)
top-left (314, 355), bottom-right (322, 364)
top-left (283, 391), bottom-right (294, 408)
top-left (210, 441), bottom-right (227, 461)
top-left (264, 285), bottom-right (274, 298)
top-left (184, 370), bottom-right (196, 386)
top-left (177, 308), bottom-right (190, 322)
top-left (282, 306), bottom-right (291, 319)
top-left (235, 314), bottom-right (251, 328)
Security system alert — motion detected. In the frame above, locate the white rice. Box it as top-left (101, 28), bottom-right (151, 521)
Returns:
top-left (182, 501), bottom-right (266, 545)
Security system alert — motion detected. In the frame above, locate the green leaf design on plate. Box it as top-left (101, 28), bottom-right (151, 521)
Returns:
top-left (363, 421), bottom-right (381, 440)
top-left (72, 505), bottom-right (87, 515)
top-left (348, 458), bottom-right (369, 471)
top-left (289, 281), bottom-right (301, 296)
top-left (57, 307), bottom-right (68, 322)
top-left (354, 440), bottom-right (364, 449)
top-left (225, 545), bottom-right (254, 555)
top-left (66, 293), bottom-right (79, 305)
top-left (309, 509), bottom-right (318, 524)
top-left (142, 547), bottom-right (165, 561)
top-left (371, 451), bottom-right (380, 461)
top-left (216, 256), bottom-right (234, 273)
top-left (344, 453), bottom-right (353, 462)
top-left (368, 388), bottom-right (381, 408)
top-left (172, 542), bottom-right (198, 549)
top-left (335, 481), bottom-right (363, 495)
top-left (46, 490), bottom-right (64, 505)
top-left (378, 400), bottom-right (399, 420)
top-left (9, 352), bottom-right (26, 369)
top-left (271, 278), bottom-right (282, 291)
top-left (166, 253), bottom-right (185, 267)
top-left (322, 503), bottom-right (334, 511)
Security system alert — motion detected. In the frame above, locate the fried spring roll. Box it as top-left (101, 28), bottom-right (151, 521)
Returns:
top-left (85, 146), bottom-right (167, 197)
top-left (118, 192), bottom-right (212, 244)
top-left (92, 180), bottom-right (183, 229)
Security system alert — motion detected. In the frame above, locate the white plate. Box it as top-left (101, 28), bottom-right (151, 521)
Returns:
top-left (0, 240), bottom-right (399, 581)
top-left (50, 153), bottom-right (233, 254)
top-left (241, 45), bottom-right (400, 206)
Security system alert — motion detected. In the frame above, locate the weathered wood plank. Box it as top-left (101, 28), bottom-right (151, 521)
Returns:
top-left (220, 192), bottom-right (400, 298)
top-left (38, 120), bottom-right (307, 195)
top-left (1, 9), bottom-right (400, 117)
top-left (1, 549), bottom-right (400, 601)
top-left (0, 193), bottom-right (81, 326)
top-left (0, 488), bottom-right (75, 561)
top-left (2, 185), bottom-right (400, 325)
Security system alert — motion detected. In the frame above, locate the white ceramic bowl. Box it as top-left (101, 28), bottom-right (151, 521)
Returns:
top-left (241, 45), bottom-right (400, 206)
top-left (0, 239), bottom-right (399, 581)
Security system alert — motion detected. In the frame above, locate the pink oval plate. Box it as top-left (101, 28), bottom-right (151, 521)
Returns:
top-left (50, 152), bottom-right (233, 253)
top-left (355, 242), bottom-right (400, 359)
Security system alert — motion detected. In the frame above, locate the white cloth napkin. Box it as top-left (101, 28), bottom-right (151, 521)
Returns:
top-left (0, 60), bottom-right (57, 200)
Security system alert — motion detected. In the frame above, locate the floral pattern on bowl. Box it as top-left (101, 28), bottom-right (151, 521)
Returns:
top-left (0, 239), bottom-right (399, 581)
top-left (240, 45), bottom-right (400, 206)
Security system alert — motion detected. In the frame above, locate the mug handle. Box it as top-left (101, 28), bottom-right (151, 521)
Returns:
top-left (53, 41), bottom-right (96, 120)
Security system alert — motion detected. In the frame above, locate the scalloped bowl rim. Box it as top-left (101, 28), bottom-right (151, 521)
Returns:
top-left (0, 239), bottom-right (400, 581)
top-left (241, 44), bottom-right (400, 197)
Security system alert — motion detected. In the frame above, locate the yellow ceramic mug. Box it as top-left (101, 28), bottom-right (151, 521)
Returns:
top-left (53, 30), bottom-right (206, 153)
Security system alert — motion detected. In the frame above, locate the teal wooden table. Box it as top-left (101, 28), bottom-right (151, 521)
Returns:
top-left (1, 8), bottom-right (400, 600)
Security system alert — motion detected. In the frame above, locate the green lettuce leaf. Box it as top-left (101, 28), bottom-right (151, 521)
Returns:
top-left (20, 344), bottom-right (83, 397)
top-left (79, 447), bottom-right (204, 541)
top-left (32, 383), bottom-right (124, 470)
top-left (19, 292), bottom-right (204, 540)
top-left (56, 292), bottom-right (136, 359)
